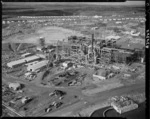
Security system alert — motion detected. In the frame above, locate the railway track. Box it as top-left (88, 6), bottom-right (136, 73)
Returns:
top-left (2, 103), bottom-right (23, 117)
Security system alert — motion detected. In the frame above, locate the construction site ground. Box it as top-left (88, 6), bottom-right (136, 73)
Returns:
top-left (2, 26), bottom-right (84, 45)
top-left (2, 63), bottom-right (145, 116)
top-left (2, 39), bottom-right (145, 116)
top-left (44, 81), bottom-right (145, 117)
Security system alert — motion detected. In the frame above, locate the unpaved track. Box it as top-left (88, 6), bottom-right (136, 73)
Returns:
top-left (44, 81), bottom-right (145, 116)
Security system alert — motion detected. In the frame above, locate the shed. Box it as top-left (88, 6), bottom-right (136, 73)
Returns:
top-left (27, 60), bottom-right (49, 72)
top-left (21, 97), bottom-right (30, 104)
top-left (36, 47), bottom-right (42, 51)
top-left (93, 74), bottom-right (106, 80)
top-left (25, 61), bottom-right (39, 66)
top-left (9, 82), bottom-right (21, 91)
top-left (93, 69), bottom-right (107, 80)
top-left (7, 55), bottom-right (43, 68)
top-left (62, 61), bottom-right (72, 68)
top-left (21, 53), bottom-right (34, 58)
top-left (106, 36), bottom-right (120, 40)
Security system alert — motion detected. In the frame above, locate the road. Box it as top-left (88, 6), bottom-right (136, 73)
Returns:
top-left (2, 103), bottom-right (23, 117)
top-left (44, 81), bottom-right (145, 116)
top-left (2, 73), bottom-right (145, 117)
top-left (44, 101), bottom-right (86, 117)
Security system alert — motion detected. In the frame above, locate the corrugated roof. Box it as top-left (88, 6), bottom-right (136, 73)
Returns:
top-left (27, 60), bottom-right (49, 71)
top-left (21, 53), bottom-right (32, 57)
top-left (25, 61), bottom-right (39, 66)
top-left (7, 55), bottom-right (43, 67)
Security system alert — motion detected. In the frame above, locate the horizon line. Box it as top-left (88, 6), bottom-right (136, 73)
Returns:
top-left (3, 1), bottom-right (145, 6)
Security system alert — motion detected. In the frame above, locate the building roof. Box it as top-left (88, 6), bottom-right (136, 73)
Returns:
top-left (119, 42), bottom-right (144, 50)
top-left (112, 100), bottom-right (134, 108)
top-left (9, 82), bottom-right (21, 89)
top-left (27, 60), bottom-right (49, 71)
top-left (106, 36), bottom-right (120, 40)
top-left (111, 96), bottom-right (136, 108)
top-left (21, 97), bottom-right (30, 104)
top-left (7, 59), bottom-right (26, 67)
top-left (36, 54), bottom-right (46, 59)
top-left (25, 61), bottom-right (39, 66)
top-left (21, 53), bottom-right (32, 57)
top-left (7, 55), bottom-right (43, 67)
top-left (95, 69), bottom-right (106, 77)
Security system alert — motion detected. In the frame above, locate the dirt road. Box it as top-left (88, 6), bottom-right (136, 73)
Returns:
top-left (44, 80), bottom-right (145, 116)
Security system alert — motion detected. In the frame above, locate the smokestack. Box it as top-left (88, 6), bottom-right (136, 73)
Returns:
top-left (92, 34), bottom-right (94, 53)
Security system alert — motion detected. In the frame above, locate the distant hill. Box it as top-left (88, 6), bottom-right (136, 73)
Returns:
top-left (2, 2), bottom-right (144, 17)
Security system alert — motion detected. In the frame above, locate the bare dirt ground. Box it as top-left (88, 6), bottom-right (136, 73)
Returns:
top-left (82, 79), bottom-right (124, 96)
top-left (2, 26), bottom-right (84, 45)
top-left (44, 80), bottom-right (145, 117)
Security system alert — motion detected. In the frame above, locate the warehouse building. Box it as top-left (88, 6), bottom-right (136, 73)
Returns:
top-left (93, 69), bottom-right (107, 80)
top-left (7, 55), bottom-right (44, 68)
top-left (111, 96), bottom-right (138, 114)
top-left (25, 61), bottom-right (39, 66)
top-left (93, 74), bottom-right (106, 80)
top-left (21, 52), bottom-right (34, 58)
top-left (27, 60), bottom-right (49, 72)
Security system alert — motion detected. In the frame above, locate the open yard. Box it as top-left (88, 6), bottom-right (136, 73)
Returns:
top-left (2, 26), bottom-right (84, 45)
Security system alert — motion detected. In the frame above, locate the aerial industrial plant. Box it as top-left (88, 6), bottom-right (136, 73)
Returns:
top-left (2, 1), bottom-right (145, 118)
